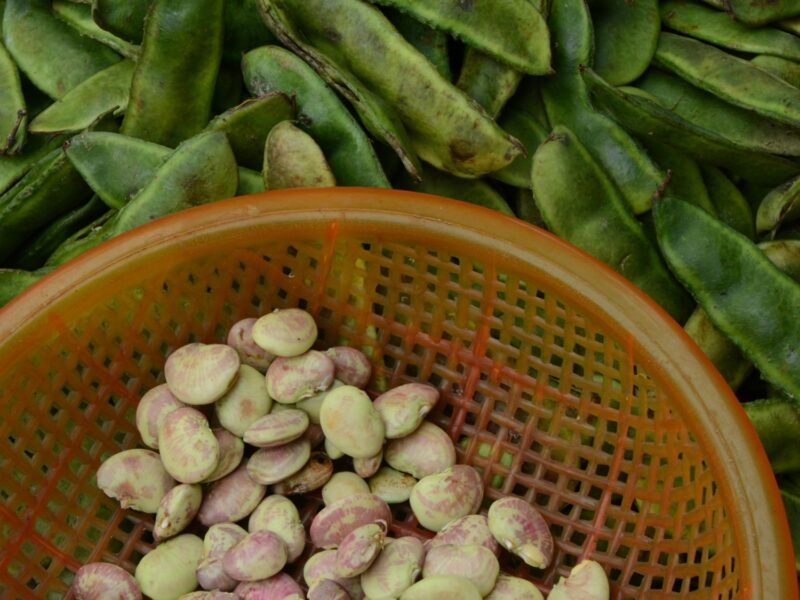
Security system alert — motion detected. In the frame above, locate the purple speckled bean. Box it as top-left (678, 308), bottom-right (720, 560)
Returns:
top-left (159, 406), bottom-right (220, 484)
top-left (308, 579), bottom-right (350, 600)
top-left (96, 449), bottom-right (175, 514)
top-left (335, 521), bottom-right (386, 578)
top-left (373, 383), bottom-right (438, 438)
top-left (234, 572), bottom-right (305, 599)
top-left (304, 551), bottom-right (364, 600)
top-left (215, 365), bottom-right (272, 437)
top-left (179, 592), bottom-right (238, 599)
top-left (248, 495), bottom-right (307, 562)
top-left (203, 428), bottom-right (245, 483)
top-left (322, 472), bottom-right (370, 506)
top-left (324, 346), bottom-right (372, 388)
top-left (197, 523), bottom-right (247, 592)
top-left (425, 514), bottom-right (500, 555)
top-left (310, 494), bottom-right (392, 549)
top-left (399, 576), bottom-right (481, 599)
top-left (266, 351), bottom-right (335, 404)
top-left (485, 575), bottom-right (545, 600)
top-left (154, 483), bottom-right (202, 541)
top-left (271, 451), bottom-right (333, 496)
top-left (368, 466), bottom-right (416, 505)
top-left (545, 560), bottom-right (608, 600)
top-left (384, 422), bottom-right (455, 479)
top-left (135, 384), bottom-right (184, 449)
top-left (71, 563), bottom-right (141, 600)
top-left (320, 386), bottom-right (384, 459)
top-left (487, 497), bottom-right (553, 569)
top-left (422, 544), bottom-right (499, 596)
top-left (246, 437), bottom-right (311, 485)
top-left (223, 530), bottom-right (287, 582)
top-left (295, 379), bottom-right (344, 424)
top-left (244, 409), bottom-right (309, 448)
top-left (360, 537), bottom-right (424, 600)
top-left (252, 308), bottom-right (318, 357)
top-left (305, 422), bottom-right (326, 448)
top-left (135, 534), bottom-right (204, 600)
top-left (227, 318), bottom-right (276, 372)
top-left (409, 466), bottom-right (483, 532)
top-left (165, 343), bottom-right (240, 405)
top-left (353, 450), bottom-right (383, 479)
top-left (198, 465), bottom-right (267, 527)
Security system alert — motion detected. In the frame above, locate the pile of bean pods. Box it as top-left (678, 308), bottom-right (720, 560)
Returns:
top-left (75, 307), bottom-right (609, 599)
top-left (0, 0), bottom-right (799, 575)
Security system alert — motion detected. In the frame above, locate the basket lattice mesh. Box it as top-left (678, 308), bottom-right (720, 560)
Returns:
top-left (0, 231), bottom-right (738, 599)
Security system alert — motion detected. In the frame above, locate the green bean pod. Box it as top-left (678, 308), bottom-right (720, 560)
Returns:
top-left (641, 141), bottom-right (715, 215)
top-left (396, 164), bottom-right (513, 216)
top-left (0, 134), bottom-right (67, 195)
top-left (661, 1), bottom-right (800, 62)
top-left (259, 0), bottom-right (422, 180)
top-left (206, 94), bottom-right (294, 170)
top-left (491, 108), bottom-right (548, 188)
top-left (3, 0), bottom-right (120, 99)
top-left (0, 40), bottom-right (26, 154)
top-left (263, 121), bottom-right (336, 190)
top-left (65, 131), bottom-right (258, 209)
top-left (0, 147), bottom-right (94, 262)
top-left (222, 0), bottom-right (276, 64)
top-left (29, 59), bottom-right (134, 136)
top-left (582, 67), bottom-right (800, 186)
top-left (52, 0), bottom-right (139, 59)
top-left (11, 195), bottom-right (106, 269)
top-left (506, 77), bottom-right (549, 130)
top-left (779, 17), bottom-right (800, 35)
top-left (588, 0), bottom-right (660, 86)
top-left (366, 0), bottom-right (551, 75)
top-left (0, 267), bottom-right (51, 307)
top-left (121, 0), bottom-right (224, 147)
top-left (211, 65), bottom-right (245, 116)
top-left (44, 209), bottom-right (115, 267)
top-left (778, 475), bottom-right (800, 572)
top-left (654, 196), bottom-right (800, 399)
top-left (654, 33), bottom-right (800, 128)
top-left (743, 398), bottom-right (800, 474)
top-left (50, 131), bottom-right (237, 266)
top-left (515, 188), bottom-right (545, 228)
top-left (243, 46), bottom-right (390, 188)
top-left (701, 166), bottom-right (755, 240)
top-left (261, 0), bottom-right (521, 178)
top-left (91, 0), bottom-right (150, 44)
top-left (456, 49), bottom-right (523, 118)
top-left (685, 240), bottom-right (800, 391)
top-left (532, 126), bottom-right (692, 321)
top-left (541, 0), bottom-right (666, 215)
top-left (756, 175), bottom-right (800, 237)
top-left (386, 7), bottom-right (451, 80)
top-left (727, 0), bottom-right (800, 27)
top-left (752, 55), bottom-right (800, 89)
top-left (636, 69), bottom-right (800, 158)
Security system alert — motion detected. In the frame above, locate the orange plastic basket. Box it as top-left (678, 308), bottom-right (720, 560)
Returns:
top-left (0, 189), bottom-right (795, 599)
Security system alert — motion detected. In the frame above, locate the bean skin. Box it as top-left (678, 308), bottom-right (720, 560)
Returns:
top-left (531, 126), bottom-right (692, 322)
top-left (653, 32), bottom-right (800, 128)
top-left (242, 45), bottom-right (390, 187)
top-left (260, 0), bottom-right (522, 178)
top-left (121, 0), bottom-right (224, 146)
top-left (654, 196), bottom-right (800, 399)
top-left (0, 39), bottom-right (25, 154)
top-left (582, 67), bottom-right (800, 187)
top-left (589, 0), bottom-right (660, 86)
top-left (541, 0), bottom-right (666, 215)
top-left (661, 1), bottom-right (800, 62)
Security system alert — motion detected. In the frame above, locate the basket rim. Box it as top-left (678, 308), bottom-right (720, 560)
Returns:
top-left (0, 187), bottom-right (795, 598)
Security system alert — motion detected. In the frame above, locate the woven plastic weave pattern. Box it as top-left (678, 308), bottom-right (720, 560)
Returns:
top-left (0, 190), bottom-right (789, 599)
